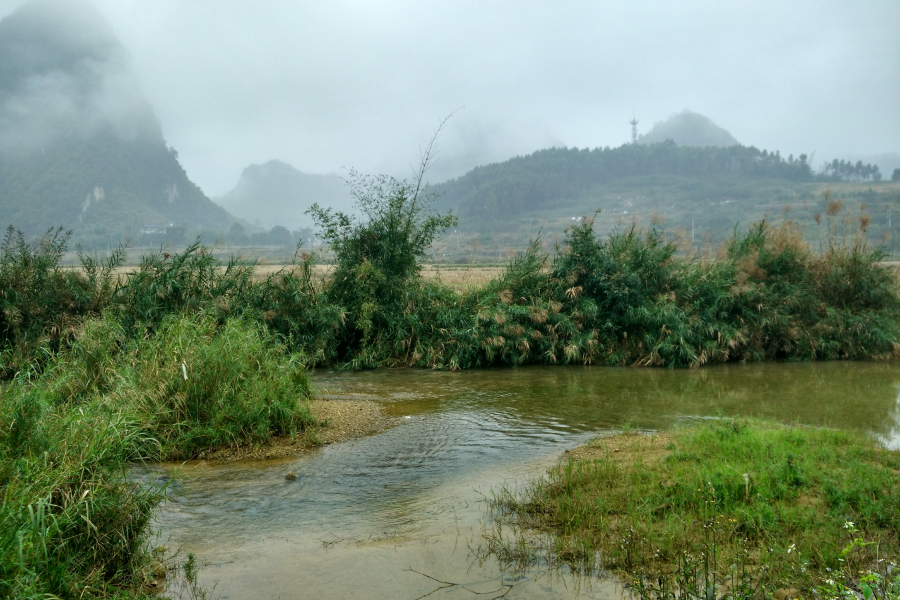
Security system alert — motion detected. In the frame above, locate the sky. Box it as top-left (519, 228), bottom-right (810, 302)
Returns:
top-left (1, 0), bottom-right (898, 196)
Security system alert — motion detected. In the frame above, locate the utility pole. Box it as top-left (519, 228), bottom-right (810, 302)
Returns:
top-left (630, 115), bottom-right (639, 144)
top-left (692, 217), bottom-right (695, 243)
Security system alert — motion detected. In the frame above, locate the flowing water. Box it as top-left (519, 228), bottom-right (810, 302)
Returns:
top-left (151, 362), bottom-right (900, 599)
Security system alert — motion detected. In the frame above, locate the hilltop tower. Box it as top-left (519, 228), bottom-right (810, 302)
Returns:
top-left (630, 115), bottom-right (639, 144)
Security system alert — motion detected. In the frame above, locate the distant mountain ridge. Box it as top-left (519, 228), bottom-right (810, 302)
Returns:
top-left (216, 160), bottom-right (353, 231)
top-left (431, 135), bottom-right (889, 244)
top-left (0, 0), bottom-right (235, 246)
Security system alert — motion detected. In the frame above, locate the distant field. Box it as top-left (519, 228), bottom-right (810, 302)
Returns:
top-left (66, 259), bottom-right (900, 292)
top-left (242, 264), bottom-right (505, 290)
top-left (64, 264), bottom-right (506, 291)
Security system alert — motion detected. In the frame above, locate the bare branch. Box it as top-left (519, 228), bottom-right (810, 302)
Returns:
top-left (409, 108), bottom-right (464, 208)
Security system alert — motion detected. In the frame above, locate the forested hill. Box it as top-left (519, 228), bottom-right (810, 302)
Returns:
top-left (638, 110), bottom-right (740, 147)
top-left (0, 133), bottom-right (235, 242)
top-left (431, 141), bottom-right (887, 238)
top-left (0, 0), bottom-right (236, 247)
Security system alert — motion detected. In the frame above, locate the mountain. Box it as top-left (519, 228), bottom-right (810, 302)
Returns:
top-left (216, 160), bottom-right (353, 231)
top-left (431, 141), bottom-right (894, 249)
top-left (638, 110), bottom-right (740, 147)
top-left (0, 0), bottom-right (235, 246)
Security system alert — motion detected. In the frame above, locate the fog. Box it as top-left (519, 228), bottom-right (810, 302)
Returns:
top-left (0, 0), bottom-right (897, 195)
top-left (0, 0), bottom-right (160, 153)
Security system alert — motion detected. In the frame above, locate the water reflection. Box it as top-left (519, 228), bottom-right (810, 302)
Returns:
top-left (153, 362), bottom-right (900, 599)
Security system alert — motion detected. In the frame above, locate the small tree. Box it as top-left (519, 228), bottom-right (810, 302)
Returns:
top-left (309, 170), bottom-right (456, 290)
top-left (307, 123), bottom-right (457, 359)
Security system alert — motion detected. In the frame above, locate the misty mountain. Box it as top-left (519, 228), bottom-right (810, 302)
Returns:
top-left (216, 160), bottom-right (353, 230)
top-left (637, 110), bottom-right (740, 147)
top-left (0, 0), bottom-right (235, 244)
top-left (431, 140), bottom-right (891, 244)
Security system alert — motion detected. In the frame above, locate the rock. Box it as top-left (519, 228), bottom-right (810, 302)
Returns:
top-left (285, 471), bottom-right (297, 481)
top-left (773, 587), bottom-right (801, 600)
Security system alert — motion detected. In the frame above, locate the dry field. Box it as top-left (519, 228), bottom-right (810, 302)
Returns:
top-left (251, 264), bottom-right (505, 290)
top-left (64, 260), bottom-right (900, 291)
top-left (63, 264), bottom-right (507, 291)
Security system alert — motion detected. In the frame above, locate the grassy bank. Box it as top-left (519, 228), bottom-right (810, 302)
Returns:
top-left (0, 313), bottom-right (315, 599)
top-left (487, 420), bottom-right (900, 599)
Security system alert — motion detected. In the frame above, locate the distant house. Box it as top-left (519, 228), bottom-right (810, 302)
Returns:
top-left (140, 224), bottom-right (169, 235)
top-left (140, 223), bottom-right (179, 236)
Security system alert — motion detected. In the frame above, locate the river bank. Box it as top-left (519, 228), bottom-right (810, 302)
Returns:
top-left (4, 204), bottom-right (900, 598)
top-left (487, 420), bottom-right (900, 599)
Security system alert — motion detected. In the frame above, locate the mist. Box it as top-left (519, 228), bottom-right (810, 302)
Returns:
top-left (0, 0), bottom-right (898, 193)
top-left (0, 0), bottom-right (162, 155)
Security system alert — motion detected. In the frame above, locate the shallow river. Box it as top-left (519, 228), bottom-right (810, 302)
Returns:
top-left (152, 362), bottom-right (900, 599)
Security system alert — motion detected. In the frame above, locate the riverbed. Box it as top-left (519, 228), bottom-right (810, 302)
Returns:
top-left (151, 362), bottom-right (900, 599)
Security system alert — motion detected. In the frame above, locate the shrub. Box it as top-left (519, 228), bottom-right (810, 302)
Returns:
top-left (0, 226), bottom-right (122, 378)
top-left (111, 240), bottom-right (254, 337)
top-left (309, 168), bottom-right (457, 360)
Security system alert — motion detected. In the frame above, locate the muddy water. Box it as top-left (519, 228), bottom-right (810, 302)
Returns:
top-left (153, 362), bottom-right (900, 599)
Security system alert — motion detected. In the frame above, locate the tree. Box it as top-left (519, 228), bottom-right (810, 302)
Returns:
top-left (268, 225), bottom-right (294, 247)
top-left (893, 168), bottom-right (900, 183)
top-left (307, 120), bottom-right (458, 357)
top-left (228, 222), bottom-right (247, 245)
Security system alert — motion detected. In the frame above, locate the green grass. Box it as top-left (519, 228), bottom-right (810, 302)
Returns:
top-left (0, 313), bottom-right (316, 598)
top-left (487, 420), bottom-right (900, 599)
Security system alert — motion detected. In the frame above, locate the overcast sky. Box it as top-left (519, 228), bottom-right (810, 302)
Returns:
top-left (1, 0), bottom-right (898, 196)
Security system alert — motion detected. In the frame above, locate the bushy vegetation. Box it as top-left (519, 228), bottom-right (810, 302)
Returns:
top-left (485, 420), bottom-right (900, 599)
top-left (3, 186), bottom-right (900, 378)
top-left (0, 225), bottom-right (122, 379)
top-left (308, 169), bottom-right (457, 365)
top-left (0, 312), bottom-right (315, 598)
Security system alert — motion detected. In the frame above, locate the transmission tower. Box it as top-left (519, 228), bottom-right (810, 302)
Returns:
top-left (630, 115), bottom-right (639, 144)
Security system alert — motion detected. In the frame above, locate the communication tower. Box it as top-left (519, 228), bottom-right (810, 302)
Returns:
top-left (630, 115), bottom-right (639, 144)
